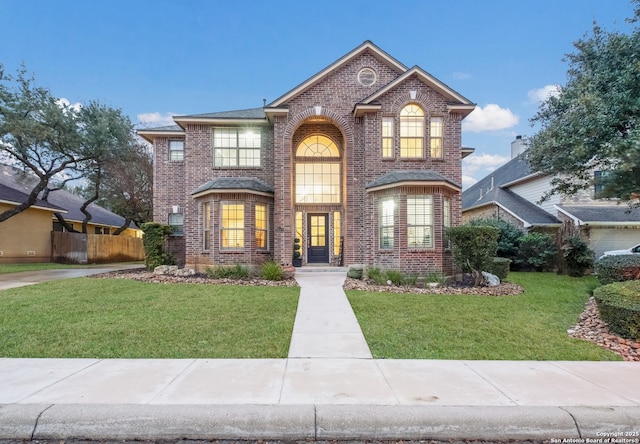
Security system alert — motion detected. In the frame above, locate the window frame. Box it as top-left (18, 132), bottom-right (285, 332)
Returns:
top-left (169, 139), bottom-right (184, 162)
top-left (379, 197), bottom-right (395, 250)
top-left (220, 202), bottom-right (245, 250)
top-left (407, 195), bottom-right (434, 249)
top-left (382, 116), bottom-right (394, 158)
top-left (400, 104), bottom-right (425, 159)
top-left (213, 127), bottom-right (261, 168)
top-left (255, 203), bottom-right (268, 250)
top-left (430, 116), bottom-right (444, 159)
top-left (168, 213), bottom-right (184, 236)
top-left (203, 202), bottom-right (211, 251)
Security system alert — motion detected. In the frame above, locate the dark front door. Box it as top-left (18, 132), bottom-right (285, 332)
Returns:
top-left (307, 213), bottom-right (329, 263)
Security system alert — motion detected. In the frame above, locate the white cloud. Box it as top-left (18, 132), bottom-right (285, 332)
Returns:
top-left (463, 152), bottom-right (510, 177)
top-left (528, 84), bottom-right (561, 103)
top-left (56, 97), bottom-right (82, 112)
top-left (463, 104), bottom-right (519, 132)
top-left (461, 175), bottom-right (477, 189)
top-left (452, 72), bottom-right (471, 80)
top-left (137, 112), bottom-right (177, 127)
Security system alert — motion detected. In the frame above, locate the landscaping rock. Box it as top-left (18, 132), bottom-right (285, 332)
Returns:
top-left (174, 268), bottom-right (196, 277)
top-left (153, 265), bottom-right (178, 275)
top-left (482, 271), bottom-right (501, 286)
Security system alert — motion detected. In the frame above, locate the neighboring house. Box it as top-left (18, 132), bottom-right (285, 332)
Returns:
top-left (139, 41), bottom-right (476, 273)
top-left (0, 163), bottom-right (142, 263)
top-left (462, 136), bottom-right (640, 259)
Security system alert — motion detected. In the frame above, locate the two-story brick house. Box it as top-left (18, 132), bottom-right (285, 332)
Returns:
top-left (139, 41), bottom-right (475, 273)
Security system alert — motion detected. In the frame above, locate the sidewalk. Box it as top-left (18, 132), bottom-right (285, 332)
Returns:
top-left (1, 268), bottom-right (639, 441)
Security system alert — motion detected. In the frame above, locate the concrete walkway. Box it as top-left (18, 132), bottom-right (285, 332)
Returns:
top-left (1, 266), bottom-right (639, 441)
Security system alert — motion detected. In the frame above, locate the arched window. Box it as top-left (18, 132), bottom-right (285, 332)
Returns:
top-left (400, 104), bottom-right (424, 158)
top-left (295, 135), bottom-right (341, 203)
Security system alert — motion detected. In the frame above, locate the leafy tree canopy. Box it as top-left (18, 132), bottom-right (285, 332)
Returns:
top-left (527, 1), bottom-right (640, 206)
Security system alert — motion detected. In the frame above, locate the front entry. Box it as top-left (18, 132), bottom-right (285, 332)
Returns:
top-left (307, 213), bottom-right (329, 263)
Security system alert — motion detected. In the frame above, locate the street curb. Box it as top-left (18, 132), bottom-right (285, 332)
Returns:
top-left (2, 404), bottom-right (639, 441)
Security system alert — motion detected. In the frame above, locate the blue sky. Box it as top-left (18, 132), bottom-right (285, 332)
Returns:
top-left (0, 0), bottom-right (635, 188)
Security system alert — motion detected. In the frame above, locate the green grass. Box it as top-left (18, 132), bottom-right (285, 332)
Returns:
top-left (0, 262), bottom-right (111, 274)
top-left (0, 278), bottom-right (299, 358)
top-left (347, 272), bottom-right (621, 361)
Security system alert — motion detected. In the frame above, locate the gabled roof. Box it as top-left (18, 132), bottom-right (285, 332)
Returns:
top-left (191, 177), bottom-right (274, 198)
top-left (557, 205), bottom-right (640, 226)
top-left (0, 163), bottom-right (136, 229)
top-left (366, 170), bottom-right (461, 192)
top-left (462, 155), bottom-right (560, 227)
top-left (267, 41), bottom-right (408, 108)
top-left (356, 66), bottom-right (475, 117)
top-left (137, 124), bottom-right (184, 143)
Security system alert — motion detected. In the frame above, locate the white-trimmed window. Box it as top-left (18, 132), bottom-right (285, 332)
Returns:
top-left (400, 104), bottom-right (424, 158)
top-left (430, 117), bottom-right (444, 159)
top-left (380, 197), bottom-right (395, 249)
top-left (255, 204), bottom-right (267, 250)
top-left (407, 195), bottom-right (433, 248)
top-left (213, 128), bottom-right (261, 167)
top-left (295, 135), bottom-right (341, 204)
top-left (221, 203), bottom-right (244, 249)
top-left (382, 117), bottom-right (394, 158)
top-left (203, 202), bottom-right (211, 250)
top-left (168, 213), bottom-right (184, 236)
top-left (169, 140), bottom-right (184, 161)
top-left (443, 197), bottom-right (451, 249)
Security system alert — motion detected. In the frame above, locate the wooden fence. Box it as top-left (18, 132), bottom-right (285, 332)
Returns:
top-left (52, 232), bottom-right (144, 264)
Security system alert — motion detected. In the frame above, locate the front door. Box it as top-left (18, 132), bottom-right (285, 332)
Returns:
top-left (307, 213), bottom-right (329, 263)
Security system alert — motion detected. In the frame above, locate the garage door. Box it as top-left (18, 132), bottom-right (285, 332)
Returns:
top-left (588, 227), bottom-right (640, 258)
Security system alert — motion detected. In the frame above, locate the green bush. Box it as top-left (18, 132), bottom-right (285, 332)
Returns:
top-left (260, 260), bottom-right (283, 281)
top-left (206, 264), bottom-right (251, 279)
top-left (140, 223), bottom-right (175, 271)
top-left (594, 280), bottom-right (640, 340)
top-left (446, 225), bottom-right (499, 286)
top-left (516, 232), bottom-right (557, 271)
top-left (486, 257), bottom-right (511, 280)
top-left (367, 267), bottom-right (386, 285)
top-left (562, 235), bottom-right (594, 277)
top-left (385, 269), bottom-right (405, 286)
top-left (468, 217), bottom-right (522, 263)
top-left (595, 255), bottom-right (640, 285)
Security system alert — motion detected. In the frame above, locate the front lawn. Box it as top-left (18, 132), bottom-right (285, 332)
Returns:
top-left (0, 263), bottom-right (111, 274)
top-left (347, 272), bottom-right (621, 360)
top-left (0, 278), bottom-right (299, 358)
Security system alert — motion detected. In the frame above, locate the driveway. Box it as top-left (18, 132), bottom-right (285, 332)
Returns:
top-left (0, 263), bottom-right (145, 291)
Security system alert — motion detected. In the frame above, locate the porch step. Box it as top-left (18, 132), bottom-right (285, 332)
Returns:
top-left (296, 265), bottom-right (348, 273)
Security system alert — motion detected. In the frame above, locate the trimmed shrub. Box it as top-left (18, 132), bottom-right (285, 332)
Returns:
top-left (446, 225), bottom-right (499, 286)
top-left (486, 257), bottom-right (511, 280)
top-left (140, 223), bottom-right (175, 271)
top-left (260, 261), bottom-right (283, 281)
top-left (594, 280), bottom-right (640, 340)
top-left (595, 255), bottom-right (640, 285)
top-left (468, 217), bottom-right (522, 263)
top-left (516, 232), bottom-right (557, 271)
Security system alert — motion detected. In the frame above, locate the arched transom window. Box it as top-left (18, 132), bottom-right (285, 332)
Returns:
top-left (295, 135), bottom-right (341, 204)
top-left (400, 104), bottom-right (424, 158)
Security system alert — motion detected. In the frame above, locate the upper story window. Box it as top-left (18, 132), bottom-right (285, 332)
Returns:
top-left (295, 135), bottom-right (341, 204)
top-left (430, 117), bottom-right (444, 159)
top-left (594, 170), bottom-right (610, 198)
top-left (400, 104), bottom-right (424, 158)
top-left (382, 117), bottom-right (394, 158)
top-left (213, 128), bottom-right (261, 167)
top-left (169, 140), bottom-right (184, 161)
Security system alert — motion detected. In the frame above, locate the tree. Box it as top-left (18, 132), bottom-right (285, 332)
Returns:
top-left (96, 140), bottom-right (153, 233)
top-left (527, 2), bottom-right (640, 206)
top-left (0, 66), bottom-right (87, 222)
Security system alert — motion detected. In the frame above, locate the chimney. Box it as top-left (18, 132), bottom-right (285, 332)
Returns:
top-left (511, 135), bottom-right (528, 158)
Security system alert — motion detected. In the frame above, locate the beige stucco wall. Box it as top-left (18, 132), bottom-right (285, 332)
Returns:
top-left (0, 203), bottom-right (54, 262)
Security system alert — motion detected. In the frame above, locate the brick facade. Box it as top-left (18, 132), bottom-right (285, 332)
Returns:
top-left (140, 42), bottom-right (474, 274)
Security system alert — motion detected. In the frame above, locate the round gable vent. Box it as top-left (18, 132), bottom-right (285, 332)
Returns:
top-left (357, 68), bottom-right (377, 87)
